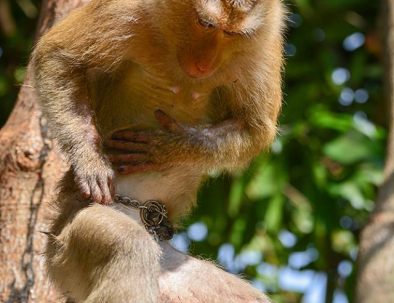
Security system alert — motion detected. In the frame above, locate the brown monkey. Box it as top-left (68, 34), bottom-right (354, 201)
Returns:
top-left (32, 0), bottom-right (285, 302)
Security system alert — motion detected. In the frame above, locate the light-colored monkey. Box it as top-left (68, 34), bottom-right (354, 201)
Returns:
top-left (32, 0), bottom-right (286, 301)
top-left (158, 242), bottom-right (272, 303)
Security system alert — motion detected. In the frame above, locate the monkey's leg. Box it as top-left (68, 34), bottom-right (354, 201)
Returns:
top-left (46, 204), bottom-right (161, 303)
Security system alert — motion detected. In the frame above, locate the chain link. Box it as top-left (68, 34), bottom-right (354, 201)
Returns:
top-left (114, 194), bottom-right (175, 241)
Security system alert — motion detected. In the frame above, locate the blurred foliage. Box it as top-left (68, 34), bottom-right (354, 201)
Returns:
top-left (0, 0), bottom-right (40, 125)
top-left (0, 0), bottom-right (385, 303)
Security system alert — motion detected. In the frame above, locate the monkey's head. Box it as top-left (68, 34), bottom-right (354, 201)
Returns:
top-left (153, 0), bottom-right (282, 80)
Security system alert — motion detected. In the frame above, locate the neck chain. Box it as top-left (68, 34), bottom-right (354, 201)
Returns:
top-left (114, 194), bottom-right (175, 241)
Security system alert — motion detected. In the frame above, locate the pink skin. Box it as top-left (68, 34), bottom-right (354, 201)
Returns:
top-left (105, 110), bottom-right (186, 175)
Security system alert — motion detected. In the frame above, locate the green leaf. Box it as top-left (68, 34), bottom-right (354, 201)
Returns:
top-left (264, 195), bottom-right (285, 233)
top-left (228, 177), bottom-right (245, 217)
top-left (292, 205), bottom-right (314, 234)
top-left (323, 131), bottom-right (379, 164)
top-left (246, 162), bottom-right (286, 200)
top-left (331, 182), bottom-right (373, 210)
top-left (332, 230), bottom-right (356, 254)
top-left (309, 107), bottom-right (354, 132)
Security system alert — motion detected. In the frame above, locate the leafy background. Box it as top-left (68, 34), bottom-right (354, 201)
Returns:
top-left (0, 0), bottom-right (385, 302)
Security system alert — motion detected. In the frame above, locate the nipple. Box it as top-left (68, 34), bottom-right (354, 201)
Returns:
top-left (169, 86), bottom-right (181, 94)
top-left (191, 91), bottom-right (201, 101)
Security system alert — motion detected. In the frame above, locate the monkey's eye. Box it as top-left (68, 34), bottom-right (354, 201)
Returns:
top-left (198, 18), bottom-right (216, 29)
top-left (224, 30), bottom-right (254, 39)
top-left (224, 30), bottom-right (239, 37)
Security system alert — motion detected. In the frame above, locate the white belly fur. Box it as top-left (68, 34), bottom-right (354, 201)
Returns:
top-left (113, 166), bottom-right (202, 219)
top-left (110, 167), bottom-right (201, 226)
top-left (115, 169), bottom-right (184, 202)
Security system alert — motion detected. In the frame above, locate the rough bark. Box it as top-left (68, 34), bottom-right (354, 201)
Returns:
top-left (355, 0), bottom-right (394, 302)
top-left (0, 1), bottom-right (88, 302)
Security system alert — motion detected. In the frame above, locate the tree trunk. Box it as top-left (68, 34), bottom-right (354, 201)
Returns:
top-left (355, 0), bottom-right (394, 302)
top-left (0, 1), bottom-right (88, 302)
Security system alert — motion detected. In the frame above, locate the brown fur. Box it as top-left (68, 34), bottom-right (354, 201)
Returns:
top-left (32, 0), bottom-right (285, 302)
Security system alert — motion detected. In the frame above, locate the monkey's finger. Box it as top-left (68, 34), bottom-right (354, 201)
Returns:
top-left (154, 109), bottom-right (184, 133)
top-left (111, 130), bottom-right (151, 143)
top-left (105, 140), bottom-right (149, 152)
top-left (89, 180), bottom-right (103, 204)
top-left (108, 177), bottom-right (115, 198)
top-left (97, 177), bottom-right (112, 205)
top-left (108, 153), bottom-right (148, 164)
top-left (78, 180), bottom-right (91, 200)
top-left (117, 163), bottom-right (156, 175)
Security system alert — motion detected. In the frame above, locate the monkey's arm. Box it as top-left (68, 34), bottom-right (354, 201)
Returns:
top-left (106, 77), bottom-right (282, 174)
top-left (105, 36), bottom-right (283, 174)
top-left (204, 43), bottom-right (284, 170)
top-left (32, 2), bottom-right (138, 203)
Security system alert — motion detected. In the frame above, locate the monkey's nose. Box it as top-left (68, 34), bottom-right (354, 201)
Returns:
top-left (185, 62), bottom-right (215, 78)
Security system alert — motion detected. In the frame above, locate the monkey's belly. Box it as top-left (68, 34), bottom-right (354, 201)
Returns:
top-left (93, 64), bottom-right (217, 135)
top-left (114, 167), bottom-right (201, 219)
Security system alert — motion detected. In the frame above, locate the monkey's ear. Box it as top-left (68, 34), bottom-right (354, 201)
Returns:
top-left (154, 110), bottom-right (184, 134)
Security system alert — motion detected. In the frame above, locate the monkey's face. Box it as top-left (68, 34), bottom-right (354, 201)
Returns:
top-left (170, 0), bottom-right (270, 79)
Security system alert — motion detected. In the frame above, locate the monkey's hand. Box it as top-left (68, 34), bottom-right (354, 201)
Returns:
top-left (72, 158), bottom-right (115, 204)
top-left (105, 110), bottom-right (215, 175)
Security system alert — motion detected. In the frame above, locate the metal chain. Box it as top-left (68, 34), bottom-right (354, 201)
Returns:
top-left (114, 194), bottom-right (175, 241)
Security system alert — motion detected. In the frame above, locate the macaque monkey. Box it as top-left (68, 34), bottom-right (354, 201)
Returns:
top-left (32, 0), bottom-right (285, 302)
